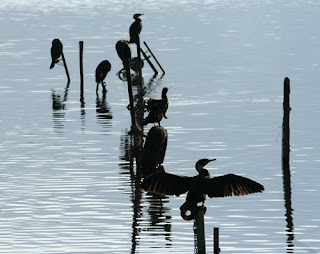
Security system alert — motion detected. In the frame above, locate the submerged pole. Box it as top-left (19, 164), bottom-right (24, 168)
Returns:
top-left (214, 227), bottom-right (220, 254)
top-left (79, 41), bottom-right (84, 101)
top-left (144, 41), bottom-right (165, 74)
top-left (61, 51), bottom-right (70, 82)
top-left (194, 206), bottom-right (206, 254)
top-left (140, 47), bottom-right (158, 75)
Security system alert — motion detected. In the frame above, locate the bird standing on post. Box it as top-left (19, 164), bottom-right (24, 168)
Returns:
top-left (129, 13), bottom-right (143, 44)
top-left (95, 60), bottom-right (111, 94)
top-left (142, 158), bottom-right (264, 220)
top-left (144, 87), bottom-right (170, 126)
top-left (50, 39), bottom-right (63, 69)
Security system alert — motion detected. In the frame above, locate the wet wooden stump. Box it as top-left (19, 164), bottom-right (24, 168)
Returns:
top-left (141, 126), bottom-right (168, 176)
top-left (79, 41), bottom-right (84, 101)
top-left (214, 227), bottom-right (220, 254)
top-left (194, 206), bottom-right (206, 254)
top-left (282, 77), bottom-right (290, 163)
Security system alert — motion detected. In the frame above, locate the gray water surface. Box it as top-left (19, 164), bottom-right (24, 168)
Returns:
top-left (0, 0), bottom-right (320, 253)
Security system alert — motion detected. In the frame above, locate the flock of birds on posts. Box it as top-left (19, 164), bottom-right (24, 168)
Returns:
top-left (50, 13), bottom-right (264, 221)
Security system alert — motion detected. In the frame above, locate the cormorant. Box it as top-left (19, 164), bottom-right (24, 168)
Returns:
top-left (142, 158), bottom-right (264, 220)
top-left (50, 39), bottom-right (63, 69)
top-left (95, 60), bottom-right (111, 94)
top-left (115, 40), bottom-right (132, 68)
top-left (144, 87), bottom-right (170, 126)
top-left (129, 13), bottom-right (143, 44)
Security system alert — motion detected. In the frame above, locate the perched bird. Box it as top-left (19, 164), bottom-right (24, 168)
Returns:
top-left (142, 158), bottom-right (264, 220)
top-left (115, 40), bottom-right (132, 68)
top-left (144, 87), bottom-right (170, 126)
top-left (95, 60), bottom-right (111, 94)
top-left (129, 13), bottom-right (143, 44)
top-left (50, 39), bottom-right (63, 69)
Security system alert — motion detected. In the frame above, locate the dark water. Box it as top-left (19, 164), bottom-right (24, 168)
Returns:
top-left (0, 0), bottom-right (320, 253)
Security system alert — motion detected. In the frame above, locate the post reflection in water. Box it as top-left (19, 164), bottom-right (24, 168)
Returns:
top-left (51, 81), bottom-right (70, 131)
top-left (119, 129), bottom-right (141, 254)
top-left (80, 98), bottom-right (86, 131)
top-left (96, 92), bottom-right (112, 128)
top-left (282, 159), bottom-right (294, 253)
top-left (145, 190), bottom-right (172, 246)
top-left (144, 73), bottom-right (164, 98)
top-left (119, 128), bottom-right (172, 252)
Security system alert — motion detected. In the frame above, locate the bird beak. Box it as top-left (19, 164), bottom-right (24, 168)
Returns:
top-left (208, 159), bottom-right (216, 163)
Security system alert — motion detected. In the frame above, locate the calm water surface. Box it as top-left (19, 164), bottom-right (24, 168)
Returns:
top-left (0, 0), bottom-right (320, 253)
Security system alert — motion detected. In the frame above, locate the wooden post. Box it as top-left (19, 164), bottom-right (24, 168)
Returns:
top-left (214, 227), bottom-right (220, 254)
top-left (195, 206), bottom-right (206, 254)
top-left (144, 41), bottom-right (165, 74)
top-left (125, 61), bottom-right (137, 131)
top-left (282, 77), bottom-right (294, 252)
top-left (61, 51), bottom-right (71, 82)
top-left (282, 77), bottom-right (290, 163)
top-left (136, 35), bottom-right (143, 90)
top-left (79, 41), bottom-right (84, 101)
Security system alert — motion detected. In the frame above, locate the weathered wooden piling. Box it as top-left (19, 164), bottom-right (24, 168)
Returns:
top-left (61, 51), bottom-right (71, 82)
top-left (194, 206), bottom-right (206, 254)
top-left (282, 77), bottom-right (290, 163)
top-left (79, 41), bottom-right (84, 101)
top-left (136, 35), bottom-right (144, 96)
top-left (125, 62), bottom-right (137, 130)
top-left (282, 77), bottom-right (294, 252)
top-left (214, 227), bottom-right (220, 254)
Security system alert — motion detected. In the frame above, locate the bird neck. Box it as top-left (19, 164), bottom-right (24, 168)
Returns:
top-left (161, 92), bottom-right (168, 101)
top-left (197, 167), bottom-right (210, 177)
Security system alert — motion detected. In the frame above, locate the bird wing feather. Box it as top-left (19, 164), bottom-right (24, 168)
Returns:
top-left (142, 172), bottom-right (192, 196)
top-left (205, 174), bottom-right (264, 198)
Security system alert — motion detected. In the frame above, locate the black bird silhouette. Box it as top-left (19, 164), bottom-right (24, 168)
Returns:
top-left (116, 40), bottom-right (132, 68)
top-left (50, 39), bottom-right (63, 69)
top-left (129, 13), bottom-right (143, 44)
top-left (142, 158), bottom-right (264, 220)
top-left (95, 60), bottom-right (111, 94)
top-left (144, 87), bottom-right (170, 126)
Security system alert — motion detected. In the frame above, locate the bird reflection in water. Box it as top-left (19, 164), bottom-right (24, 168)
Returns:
top-left (51, 81), bottom-right (70, 131)
top-left (144, 168), bottom-right (172, 245)
top-left (119, 133), bottom-right (172, 252)
top-left (142, 158), bottom-right (264, 220)
top-left (96, 92), bottom-right (112, 128)
top-left (118, 129), bottom-right (141, 254)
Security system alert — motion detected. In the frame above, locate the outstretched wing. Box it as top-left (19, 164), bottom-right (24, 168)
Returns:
top-left (205, 174), bottom-right (264, 198)
top-left (142, 172), bottom-right (192, 196)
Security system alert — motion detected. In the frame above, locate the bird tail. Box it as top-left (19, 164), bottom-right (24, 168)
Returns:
top-left (49, 61), bottom-right (55, 69)
top-left (129, 37), bottom-right (137, 44)
top-left (180, 201), bottom-right (198, 221)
